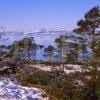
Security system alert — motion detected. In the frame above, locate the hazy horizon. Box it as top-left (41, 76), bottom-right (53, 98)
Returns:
top-left (0, 0), bottom-right (99, 32)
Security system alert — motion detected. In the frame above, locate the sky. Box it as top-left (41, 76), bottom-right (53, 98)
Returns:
top-left (0, 0), bottom-right (99, 32)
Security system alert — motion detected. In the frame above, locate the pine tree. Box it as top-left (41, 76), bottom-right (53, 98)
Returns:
top-left (74, 6), bottom-right (100, 100)
top-left (55, 34), bottom-right (85, 72)
top-left (8, 37), bottom-right (43, 65)
top-left (44, 45), bottom-right (55, 70)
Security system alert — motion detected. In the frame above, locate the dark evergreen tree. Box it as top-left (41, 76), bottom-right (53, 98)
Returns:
top-left (74, 6), bottom-right (100, 100)
top-left (8, 37), bottom-right (43, 65)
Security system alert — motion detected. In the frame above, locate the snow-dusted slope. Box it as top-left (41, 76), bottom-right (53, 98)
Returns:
top-left (30, 64), bottom-right (81, 74)
top-left (0, 77), bottom-right (49, 100)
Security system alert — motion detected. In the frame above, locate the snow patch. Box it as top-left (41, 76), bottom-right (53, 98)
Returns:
top-left (0, 77), bottom-right (49, 100)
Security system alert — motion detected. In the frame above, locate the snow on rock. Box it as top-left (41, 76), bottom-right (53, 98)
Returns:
top-left (0, 77), bottom-right (49, 100)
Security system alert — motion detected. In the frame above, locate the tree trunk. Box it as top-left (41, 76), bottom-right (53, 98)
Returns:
top-left (86, 29), bottom-right (98, 100)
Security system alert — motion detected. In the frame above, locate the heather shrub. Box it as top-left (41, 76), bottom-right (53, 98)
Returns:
top-left (46, 75), bottom-right (80, 100)
top-left (30, 71), bottom-right (57, 85)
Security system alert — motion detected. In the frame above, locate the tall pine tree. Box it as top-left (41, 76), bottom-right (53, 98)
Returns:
top-left (74, 6), bottom-right (100, 100)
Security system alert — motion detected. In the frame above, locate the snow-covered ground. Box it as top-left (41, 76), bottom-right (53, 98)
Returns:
top-left (0, 77), bottom-right (49, 100)
top-left (31, 64), bottom-right (81, 74)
